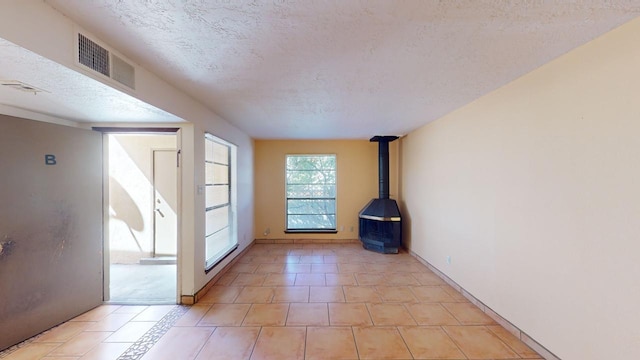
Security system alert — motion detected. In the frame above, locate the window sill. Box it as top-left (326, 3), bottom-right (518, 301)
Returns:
top-left (204, 244), bottom-right (238, 274)
top-left (285, 229), bottom-right (338, 234)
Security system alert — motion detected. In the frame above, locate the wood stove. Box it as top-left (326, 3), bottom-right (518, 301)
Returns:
top-left (358, 136), bottom-right (402, 253)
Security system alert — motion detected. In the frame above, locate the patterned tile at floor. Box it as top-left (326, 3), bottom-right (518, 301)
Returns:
top-left (0, 243), bottom-right (543, 360)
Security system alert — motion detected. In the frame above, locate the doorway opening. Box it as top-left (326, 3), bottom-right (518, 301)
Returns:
top-left (104, 132), bottom-right (179, 304)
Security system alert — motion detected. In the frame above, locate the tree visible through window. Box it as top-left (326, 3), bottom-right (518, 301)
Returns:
top-left (286, 155), bottom-right (336, 230)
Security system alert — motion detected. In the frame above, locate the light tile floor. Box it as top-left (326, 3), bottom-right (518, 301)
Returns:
top-left (110, 264), bottom-right (177, 304)
top-left (0, 243), bottom-right (543, 359)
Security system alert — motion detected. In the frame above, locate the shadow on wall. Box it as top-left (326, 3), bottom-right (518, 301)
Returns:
top-left (398, 201), bottom-right (412, 251)
top-left (397, 139), bottom-right (411, 251)
top-left (114, 135), bottom-right (178, 213)
top-left (109, 176), bottom-right (144, 252)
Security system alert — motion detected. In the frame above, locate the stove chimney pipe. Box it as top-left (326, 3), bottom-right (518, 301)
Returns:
top-left (370, 136), bottom-right (399, 199)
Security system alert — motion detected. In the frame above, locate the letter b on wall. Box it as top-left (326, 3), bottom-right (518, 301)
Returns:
top-left (45, 154), bottom-right (56, 165)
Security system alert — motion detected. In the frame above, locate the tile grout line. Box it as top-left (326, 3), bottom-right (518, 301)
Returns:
top-left (394, 325), bottom-right (416, 360)
top-left (349, 326), bottom-right (361, 360)
top-left (239, 300), bottom-right (251, 326)
top-left (284, 303), bottom-right (291, 326)
top-left (303, 325), bottom-right (309, 359)
top-left (192, 326), bottom-right (216, 360)
top-left (484, 325), bottom-right (532, 360)
top-left (249, 326), bottom-right (262, 359)
top-left (438, 324), bottom-right (469, 360)
top-left (439, 302), bottom-right (463, 326)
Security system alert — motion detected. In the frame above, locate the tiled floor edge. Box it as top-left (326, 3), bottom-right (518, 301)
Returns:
top-left (182, 241), bottom-right (256, 305)
top-left (0, 306), bottom-right (190, 359)
top-left (0, 332), bottom-right (41, 358)
top-left (255, 238), bottom-right (360, 244)
top-left (408, 250), bottom-right (561, 360)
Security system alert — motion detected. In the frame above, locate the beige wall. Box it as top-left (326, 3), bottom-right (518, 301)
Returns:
top-left (254, 140), bottom-right (398, 241)
top-left (400, 18), bottom-right (640, 360)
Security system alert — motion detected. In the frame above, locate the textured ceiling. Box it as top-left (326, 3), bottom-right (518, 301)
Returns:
top-left (0, 38), bottom-right (183, 124)
top-left (18, 1), bottom-right (640, 137)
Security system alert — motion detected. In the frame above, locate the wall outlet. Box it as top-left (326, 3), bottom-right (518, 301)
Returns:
top-left (263, 228), bottom-right (270, 236)
top-left (446, 256), bottom-right (452, 265)
top-left (340, 226), bottom-right (344, 231)
top-left (350, 226), bottom-right (354, 232)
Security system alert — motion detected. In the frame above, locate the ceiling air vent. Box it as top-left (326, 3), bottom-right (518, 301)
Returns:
top-left (111, 54), bottom-right (135, 89)
top-left (0, 80), bottom-right (47, 94)
top-left (77, 32), bottom-right (136, 90)
top-left (78, 33), bottom-right (110, 77)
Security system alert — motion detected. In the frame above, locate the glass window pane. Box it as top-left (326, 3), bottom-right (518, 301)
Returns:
top-left (205, 162), bottom-right (214, 185)
top-left (205, 135), bottom-right (237, 270)
top-left (287, 199), bottom-right (335, 215)
top-left (206, 228), bottom-right (230, 259)
top-left (213, 164), bottom-right (229, 184)
top-left (286, 155), bottom-right (335, 171)
top-left (206, 185), bottom-right (229, 208)
top-left (205, 163), bottom-right (229, 185)
top-left (286, 170), bottom-right (335, 185)
top-left (286, 184), bottom-right (336, 198)
top-left (285, 154), bottom-right (336, 230)
top-left (213, 142), bottom-right (229, 164)
top-left (206, 205), bottom-right (229, 236)
top-left (287, 214), bottom-right (336, 229)
top-left (205, 138), bottom-right (214, 161)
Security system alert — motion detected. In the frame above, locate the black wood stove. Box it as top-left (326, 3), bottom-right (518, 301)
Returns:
top-left (358, 136), bottom-right (402, 253)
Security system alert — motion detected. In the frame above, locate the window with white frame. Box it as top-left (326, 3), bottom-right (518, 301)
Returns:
top-left (205, 134), bottom-right (237, 270)
top-left (285, 154), bottom-right (337, 230)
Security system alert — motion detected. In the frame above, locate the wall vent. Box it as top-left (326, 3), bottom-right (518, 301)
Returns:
top-left (77, 32), bottom-right (136, 90)
top-left (78, 33), bottom-right (110, 77)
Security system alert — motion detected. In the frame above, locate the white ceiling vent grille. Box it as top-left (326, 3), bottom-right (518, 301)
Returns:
top-left (77, 32), bottom-right (136, 90)
top-left (0, 80), bottom-right (47, 94)
top-left (78, 33), bottom-right (110, 77)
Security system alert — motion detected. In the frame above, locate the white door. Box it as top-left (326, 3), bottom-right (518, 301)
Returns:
top-left (153, 149), bottom-right (177, 256)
